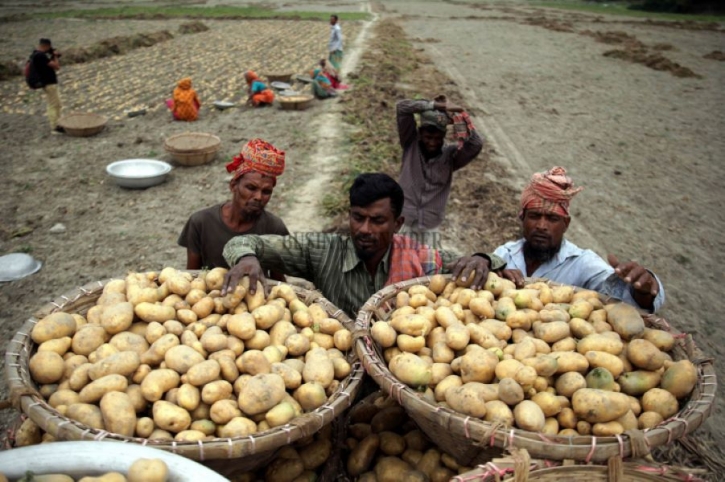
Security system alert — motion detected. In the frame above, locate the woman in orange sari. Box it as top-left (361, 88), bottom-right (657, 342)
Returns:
top-left (167, 77), bottom-right (201, 121)
top-left (244, 70), bottom-right (275, 107)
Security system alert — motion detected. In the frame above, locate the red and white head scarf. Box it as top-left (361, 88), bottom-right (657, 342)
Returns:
top-left (226, 139), bottom-right (285, 188)
top-left (520, 166), bottom-right (583, 218)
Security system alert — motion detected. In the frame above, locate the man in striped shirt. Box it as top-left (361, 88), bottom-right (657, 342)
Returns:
top-left (222, 173), bottom-right (504, 317)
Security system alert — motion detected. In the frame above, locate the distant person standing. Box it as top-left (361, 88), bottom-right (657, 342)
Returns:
top-left (328, 14), bottom-right (343, 71)
top-left (31, 38), bottom-right (63, 134)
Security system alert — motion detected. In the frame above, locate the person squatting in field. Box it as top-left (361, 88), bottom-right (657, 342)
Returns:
top-left (495, 166), bottom-right (665, 312)
top-left (166, 77), bottom-right (201, 121)
top-left (244, 70), bottom-right (275, 107)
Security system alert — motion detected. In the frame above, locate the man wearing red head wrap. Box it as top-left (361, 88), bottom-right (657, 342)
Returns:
top-left (178, 139), bottom-right (288, 271)
top-left (494, 167), bottom-right (665, 312)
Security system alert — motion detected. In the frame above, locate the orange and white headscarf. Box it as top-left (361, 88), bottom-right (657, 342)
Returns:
top-left (520, 166), bottom-right (583, 218)
top-left (244, 70), bottom-right (259, 85)
top-left (226, 139), bottom-right (285, 187)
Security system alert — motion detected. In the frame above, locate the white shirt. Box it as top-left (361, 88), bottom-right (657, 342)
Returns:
top-left (494, 238), bottom-right (665, 313)
top-left (329, 24), bottom-right (343, 52)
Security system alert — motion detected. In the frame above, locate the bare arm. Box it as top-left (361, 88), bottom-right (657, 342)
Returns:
top-left (186, 250), bottom-right (202, 270)
top-left (397, 99), bottom-right (432, 148)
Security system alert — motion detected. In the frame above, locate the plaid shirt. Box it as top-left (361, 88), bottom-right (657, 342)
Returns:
top-left (223, 233), bottom-right (504, 317)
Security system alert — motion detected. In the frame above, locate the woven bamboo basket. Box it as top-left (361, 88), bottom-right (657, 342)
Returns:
top-left (4, 275), bottom-right (363, 475)
top-left (57, 112), bottom-right (107, 137)
top-left (278, 94), bottom-right (314, 111)
top-left (265, 73), bottom-right (294, 83)
top-left (354, 275), bottom-right (716, 465)
top-left (163, 132), bottom-right (221, 166)
top-left (455, 450), bottom-right (702, 482)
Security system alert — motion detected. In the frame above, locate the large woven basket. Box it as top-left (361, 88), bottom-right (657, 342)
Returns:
top-left (455, 452), bottom-right (700, 481)
top-left (163, 132), bottom-right (221, 166)
top-left (4, 275), bottom-right (363, 475)
top-left (278, 94), bottom-right (314, 111)
top-left (354, 275), bottom-right (716, 465)
top-left (265, 73), bottom-right (294, 83)
top-left (58, 112), bottom-right (107, 137)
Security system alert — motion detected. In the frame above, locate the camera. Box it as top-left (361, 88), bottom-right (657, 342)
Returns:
top-left (49, 47), bottom-right (62, 59)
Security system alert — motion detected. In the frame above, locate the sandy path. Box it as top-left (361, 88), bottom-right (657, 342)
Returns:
top-left (387, 0), bottom-right (725, 464)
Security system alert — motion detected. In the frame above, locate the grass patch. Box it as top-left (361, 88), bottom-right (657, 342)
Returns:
top-left (30, 6), bottom-right (370, 22)
top-left (529, 1), bottom-right (725, 22)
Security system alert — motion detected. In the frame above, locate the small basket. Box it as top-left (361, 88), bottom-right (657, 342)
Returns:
top-left (265, 73), bottom-right (294, 83)
top-left (163, 132), bottom-right (221, 166)
top-left (57, 112), bottom-right (107, 137)
top-left (278, 94), bottom-right (314, 111)
top-left (5, 275), bottom-right (364, 475)
top-left (354, 275), bottom-right (717, 465)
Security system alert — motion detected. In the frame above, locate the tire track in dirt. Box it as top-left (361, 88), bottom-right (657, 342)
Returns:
top-left (283, 2), bottom-right (377, 232)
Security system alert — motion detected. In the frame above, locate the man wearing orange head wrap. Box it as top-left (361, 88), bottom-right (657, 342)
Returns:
top-left (494, 167), bottom-right (665, 312)
top-left (178, 139), bottom-right (288, 271)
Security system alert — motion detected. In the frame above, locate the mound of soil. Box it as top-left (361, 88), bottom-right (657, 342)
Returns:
top-left (179, 21), bottom-right (209, 35)
top-left (524, 16), bottom-right (575, 33)
top-left (580, 30), bottom-right (645, 49)
top-left (63, 31), bottom-right (174, 64)
top-left (703, 50), bottom-right (725, 61)
top-left (603, 48), bottom-right (701, 78)
top-left (0, 60), bottom-right (21, 81)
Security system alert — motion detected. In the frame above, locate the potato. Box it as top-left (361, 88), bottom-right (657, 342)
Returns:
top-left (78, 474), bottom-right (127, 482)
top-left (514, 400), bottom-right (546, 432)
top-left (238, 373), bottom-right (286, 416)
top-left (618, 370), bottom-right (662, 396)
top-left (552, 352), bottom-right (588, 374)
top-left (205, 267), bottom-right (228, 290)
top-left (32, 312), bottom-right (77, 344)
top-left (348, 433), bottom-right (380, 476)
top-left (498, 378), bottom-right (524, 405)
top-left (577, 333), bottom-right (623, 356)
top-left (572, 389), bottom-right (631, 423)
top-left (210, 399), bottom-right (242, 424)
top-left (495, 298), bottom-right (516, 322)
top-left (141, 369), bottom-right (180, 402)
top-left (176, 383), bottom-right (201, 411)
top-left (29, 351), bottom-right (65, 384)
top-left (531, 391), bottom-right (562, 417)
top-left (627, 339), bottom-right (665, 371)
top-left (67, 403), bottom-right (105, 429)
top-left (639, 411), bottom-right (665, 429)
top-left (642, 388), bottom-right (679, 419)
top-left (660, 360), bottom-right (697, 399)
top-left (585, 367), bottom-right (616, 391)
top-left (460, 349), bottom-right (498, 384)
top-left (293, 382), bottom-right (327, 411)
top-left (79, 374), bottom-right (128, 403)
top-left (14, 418), bottom-right (42, 447)
top-left (445, 383), bottom-right (497, 417)
top-left (265, 456), bottom-right (305, 482)
top-left (187, 359), bottom-right (221, 386)
top-left (642, 328), bottom-right (675, 352)
top-left (100, 391), bottom-right (136, 436)
top-left (569, 318), bottom-right (596, 339)
top-left (585, 351), bottom-right (624, 378)
top-left (48, 389), bottom-right (81, 408)
top-left (38, 336), bottom-right (72, 357)
top-left (484, 400), bottom-right (514, 427)
top-left (555, 372), bottom-right (587, 398)
top-left (533, 321), bottom-right (571, 344)
top-left (592, 421), bottom-right (624, 436)
top-left (71, 325), bottom-right (108, 357)
top-left (141, 334), bottom-right (180, 366)
top-left (151, 400), bottom-right (191, 433)
top-left (389, 353), bottom-right (432, 387)
top-left (89, 351), bottom-right (141, 380)
top-left (200, 379), bottom-right (232, 405)
top-left (604, 303), bottom-right (645, 340)
top-left (495, 359), bottom-right (523, 380)
top-left (127, 458), bottom-right (169, 482)
top-left (109, 332), bottom-right (149, 355)
top-left (522, 355), bottom-right (558, 377)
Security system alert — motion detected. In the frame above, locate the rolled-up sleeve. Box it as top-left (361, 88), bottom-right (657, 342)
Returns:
top-left (223, 234), bottom-right (315, 279)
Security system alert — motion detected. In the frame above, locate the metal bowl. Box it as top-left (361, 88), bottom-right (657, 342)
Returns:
top-left (0, 253), bottom-right (42, 282)
top-left (270, 81), bottom-right (292, 91)
top-left (0, 441), bottom-right (229, 481)
top-left (106, 159), bottom-right (172, 189)
top-left (213, 101), bottom-right (235, 111)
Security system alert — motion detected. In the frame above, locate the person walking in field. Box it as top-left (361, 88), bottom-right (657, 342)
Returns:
top-left (328, 14), bottom-right (343, 71)
top-left (30, 38), bottom-right (63, 134)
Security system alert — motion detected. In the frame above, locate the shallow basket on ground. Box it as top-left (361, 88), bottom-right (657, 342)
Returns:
top-left (353, 275), bottom-right (716, 465)
top-left (57, 112), bottom-right (107, 137)
top-left (163, 132), bottom-right (221, 166)
top-left (265, 73), bottom-right (294, 83)
top-left (278, 94), bottom-right (314, 111)
top-left (4, 275), bottom-right (363, 475)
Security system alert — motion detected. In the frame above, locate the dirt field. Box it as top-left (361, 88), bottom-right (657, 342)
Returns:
top-left (1, 0), bottom-right (724, 475)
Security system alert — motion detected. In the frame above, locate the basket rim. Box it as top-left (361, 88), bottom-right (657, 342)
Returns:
top-left (4, 272), bottom-right (363, 461)
top-left (163, 132), bottom-right (221, 153)
top-left (58, 112), bottom-right (108, 129)
top-left (353, 274), bottom-right (717, 463)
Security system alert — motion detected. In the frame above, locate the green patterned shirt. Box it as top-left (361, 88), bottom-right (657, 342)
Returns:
top-left (223, 233), bottom-right (504, 318)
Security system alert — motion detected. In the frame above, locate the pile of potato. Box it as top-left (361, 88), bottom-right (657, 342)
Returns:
top-left (343, 393), bottom-right (472, 481)
top-left (25, 268), bottom-right (354, 443)
top-left (0, 458), bottom-right (167, 482)
top-left (369, 273), bottom-right (698, 438)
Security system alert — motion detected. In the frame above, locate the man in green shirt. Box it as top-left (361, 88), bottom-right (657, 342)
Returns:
top-left (221, 173), bottom-right (504, 317)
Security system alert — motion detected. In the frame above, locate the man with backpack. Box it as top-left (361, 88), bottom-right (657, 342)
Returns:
top-left (28, 38), bottom-right (63, 134)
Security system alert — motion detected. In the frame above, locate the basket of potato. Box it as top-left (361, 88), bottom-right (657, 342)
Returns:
top-left (4, 267), bottom-right (363, 475)
top-left (353, 273), bottom-right (716, 465)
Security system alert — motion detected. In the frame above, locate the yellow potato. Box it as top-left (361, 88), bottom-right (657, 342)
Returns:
top-left (293, 382), bottom-right (328, 411)
top-left (29, 351), bottom-right (65, 384)
top-left (513, 400), bottom-right (546, 432)
top-left (555, 372), bottom-right (587, 398)
top-left (533, 321), bottom-right (571, 344)
top-left (641, 388), bottom-right (679, 419)
top-left (67, 403), bottom-right (105, 429)
top-left (238, 373), bottom-right (286, 415)
top-left (100, 391), bottom-right (136, 436)
top-left (187, 359), bottom-right (221, 386)
top-left (79, 374), bottom-right (128, 403)
top-left (661, 360), bottom-right (698, 399)
top-left (32, 312), bottom-right (77, 344)
top-left (642, 328), bottom-right (675, 352)
top-left (551, 352), bottom-right (589, 374)
top-left (638, 411), bottom-right (665, 429)
top-left (604, 303), bottom-right (645, 340)
top-left (152, 400), bottom-right (191, 433)
top-left (141, 369), bottom-right (180, 402)
top-left (89, 351), bottom-right (141, 380)
top-left (627, 339), bottom-right (665, 371)
top-left (618, 370), bottom-right (662, 396)
top-left (572, 389), bottom-right (631, 423)
top-left (445, 383), bottom-right (496, 417)
top-left (585, 351), bottom-right (624, 378)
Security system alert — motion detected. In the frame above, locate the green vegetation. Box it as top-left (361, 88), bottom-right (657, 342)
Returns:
top-left (31, 6), bottom-right (370, 21)
top-left (530, 1), bottom-right (725, 21)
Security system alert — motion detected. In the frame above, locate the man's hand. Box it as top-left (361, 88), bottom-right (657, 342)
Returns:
top-left (447, 255), bottom-right (490, 290)
top-left (500, 269), bottom-right (525, 288)
top-left (607, 254), bottom-right (659, 296)
top-left (221, 256), bottom-right (267, 296)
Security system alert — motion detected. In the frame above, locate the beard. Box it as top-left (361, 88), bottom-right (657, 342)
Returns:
top-left (353, 235), bottom-right (378, 261)
top-left (241, 207), bottom-right (263, 221)
top-left (523, 240), bottom-right (561, 264)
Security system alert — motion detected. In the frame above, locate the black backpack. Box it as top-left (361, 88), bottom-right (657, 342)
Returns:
top-left (24, 52), bottom-right (43, 89)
